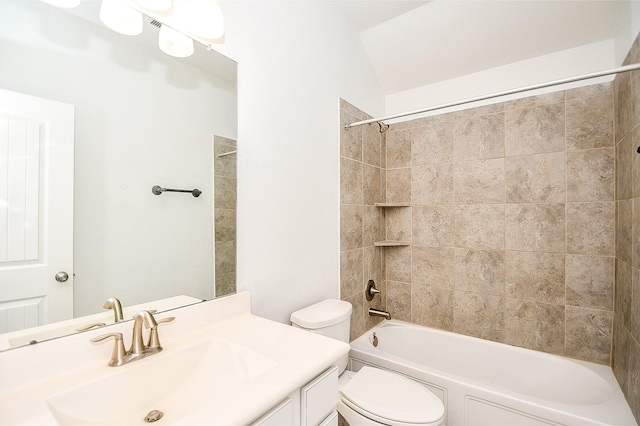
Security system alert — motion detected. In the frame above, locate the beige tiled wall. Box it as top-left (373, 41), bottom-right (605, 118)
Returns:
top-left (339, 100), bottom-right (387, 340)
top-left (214, 135), bottom-right (237, 297)
top-left (380, 84), bottom-right (615, 365)
top-left (612, 34), bottom-right (640, 421)
top-left (341, 79), bottom-right (616, 365)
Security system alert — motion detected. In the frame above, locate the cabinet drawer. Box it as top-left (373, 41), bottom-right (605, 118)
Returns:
top-left (301, 366), bottom-right (338, 426)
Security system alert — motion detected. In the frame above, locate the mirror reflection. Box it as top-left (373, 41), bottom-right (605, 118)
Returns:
top-left (0, 0), bottom-right (237, 350)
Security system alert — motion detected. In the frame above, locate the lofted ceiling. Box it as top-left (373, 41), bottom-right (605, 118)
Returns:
top-left (333, 0), bottom-right (621, 95)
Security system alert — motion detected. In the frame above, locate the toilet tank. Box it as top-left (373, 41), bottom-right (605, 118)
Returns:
top-left (290, 299), bottom-right (352, 374)
top-left (290, 299), bottom-right (352, 341)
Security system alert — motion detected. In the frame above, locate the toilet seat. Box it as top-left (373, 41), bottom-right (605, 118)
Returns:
top-left (340, 367), bottom-right (444, 426)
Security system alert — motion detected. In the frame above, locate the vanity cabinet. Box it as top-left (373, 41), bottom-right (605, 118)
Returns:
top-left (252, 366), bottom-right (339, 426)
top-left (301, 366), bottom-right (339, 425)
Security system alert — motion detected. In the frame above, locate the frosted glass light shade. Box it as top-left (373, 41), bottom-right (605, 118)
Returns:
top-left (133, 0), bottom-right (172, 12)
top-left (185, 0), bottom-right (224, 40)
top-left (41, 0), bottom-right (82, 7)
top-left (158, 25), bottom-right (194, 58)
top-left (100, 0), bottom-right (143, 36)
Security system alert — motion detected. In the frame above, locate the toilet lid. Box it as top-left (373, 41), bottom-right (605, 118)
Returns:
top-left (340, 367), bottom-right (444, 426)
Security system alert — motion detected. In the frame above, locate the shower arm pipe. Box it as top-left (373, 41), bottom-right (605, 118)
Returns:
top-left (344, 62), bottom-right (640, 129)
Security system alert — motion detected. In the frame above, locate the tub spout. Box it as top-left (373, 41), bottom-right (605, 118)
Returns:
top-left (368, 308), bottom-right (391, 320)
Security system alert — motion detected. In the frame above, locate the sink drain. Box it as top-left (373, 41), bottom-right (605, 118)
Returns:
top-left (144, 410), bottom-right (164, 423)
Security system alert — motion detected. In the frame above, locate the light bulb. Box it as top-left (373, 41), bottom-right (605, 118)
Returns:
top-left (158, 25), bottom-right (194, 58)
top-left (41, 0), bottom-right (82, 8)
top-left (133, 0), bottom-right (172, 12)
top-left (100, 0), bottom-right (143, 36)
top-left (184, 0), bottom-right (224, 40)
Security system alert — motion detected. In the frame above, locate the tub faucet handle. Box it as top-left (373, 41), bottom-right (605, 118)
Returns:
top-left (366, 280), bottom-right (381, 301)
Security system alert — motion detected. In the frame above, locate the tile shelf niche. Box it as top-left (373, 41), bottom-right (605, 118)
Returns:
top-left (374, 240), bottom-right (410, 247)
top-left (374, 203), bottom-right (411, 207)
top-left (374, 203), bottom-right (411, 246)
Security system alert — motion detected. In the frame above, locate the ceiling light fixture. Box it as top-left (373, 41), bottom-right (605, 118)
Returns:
top-left (133, 0), bottom-right (172, 13)
top-left (100, 0), bottom-right (143, 36)
top-left (41, 0), bottom-right (224, 58)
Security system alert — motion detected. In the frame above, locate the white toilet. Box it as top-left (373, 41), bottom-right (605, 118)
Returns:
top-left (291, 299), bottom-right (445, 426)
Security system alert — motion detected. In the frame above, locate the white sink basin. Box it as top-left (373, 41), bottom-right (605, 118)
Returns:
top-left (46, 337), bottom-right (277, 425)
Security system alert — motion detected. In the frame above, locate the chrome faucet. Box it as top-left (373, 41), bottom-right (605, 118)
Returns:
top-left (91, 310), bottom-right (175, 367)
top-left (103, 297), bottom-right (124, 323)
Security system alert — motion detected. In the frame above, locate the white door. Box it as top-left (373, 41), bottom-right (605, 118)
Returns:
top-left (0, 88), bottom-right (74, 333)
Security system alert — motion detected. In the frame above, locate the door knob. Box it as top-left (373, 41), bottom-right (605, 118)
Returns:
top-left (55, 271), bottom-right (69, 282)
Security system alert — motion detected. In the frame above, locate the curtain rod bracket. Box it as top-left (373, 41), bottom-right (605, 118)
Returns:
top-left (377, 121), bottom-right (389, 133)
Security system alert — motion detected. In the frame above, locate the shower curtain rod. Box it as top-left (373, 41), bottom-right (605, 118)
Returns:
top-left (344, 62), bottom-right (640, 129)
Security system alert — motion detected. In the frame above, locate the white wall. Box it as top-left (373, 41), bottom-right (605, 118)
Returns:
top-left (614, 0), bottom-right (640, 65)
top-left (0, 1), bottom-right (383, 325)
top-left (385, 39), bottom-right (616, 121)
top-left (385, 0), bottom-right (640, 121)
top-left (0, 2), bottom-right (237, 316)
top-left (213, 1), bottom-right (385, 323)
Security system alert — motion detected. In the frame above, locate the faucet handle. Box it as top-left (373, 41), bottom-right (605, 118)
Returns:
top-left (365, 280), bottom-right (381, 301)
top-left (157, 316), bottom-right (175, 325)
top-left (76, 322), bottom-right (106, 331)
top-left (90, 332), bottom-right (127, 367)
top-left (147, 317), bottom-right (175, 350)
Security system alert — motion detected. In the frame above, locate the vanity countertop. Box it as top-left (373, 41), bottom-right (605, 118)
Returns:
top-left (0, 292), bottom-right (350, 425)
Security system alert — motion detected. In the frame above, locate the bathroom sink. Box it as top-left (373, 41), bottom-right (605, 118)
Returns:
top-left (45, 336), bottom-right (277, 425)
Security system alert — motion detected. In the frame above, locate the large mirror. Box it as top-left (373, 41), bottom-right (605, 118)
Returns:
top-left (0, 1), bottom-right (237, 350)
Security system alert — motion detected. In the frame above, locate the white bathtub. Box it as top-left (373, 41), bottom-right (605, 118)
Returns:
top-left (348, 320), bottom-right (636, 426)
